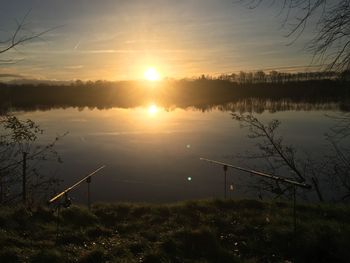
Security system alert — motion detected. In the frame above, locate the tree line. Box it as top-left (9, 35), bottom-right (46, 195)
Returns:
top-left (0, 78), bottom-right (349, 114)
top-left (211, 70), bottom-right (350, 84)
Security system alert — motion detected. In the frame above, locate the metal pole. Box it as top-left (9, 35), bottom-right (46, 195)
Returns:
top-left (0, 173), bottom-right (3, 204)
top-left (86, 177), bottom-right (91, 210)
top-left (56, 204), bottom-right (61, 242)
top-left (22, 152), bottom-right (27, 204)
top-left (293, 185), bottom-right (297, 260)
top-left (293, 185), bottom-right (296, 235)
top-left (223, 165), bottom-right (227, 199)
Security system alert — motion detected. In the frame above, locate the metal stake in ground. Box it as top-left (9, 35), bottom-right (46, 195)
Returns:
top-left (223, 165), bottom-right (227, 199)
top-left (22, 152), bottom-right (27, 204)
top-left (86, 176), bottom-right (91, 210)
top-left (293, 185), bottom-right (297, 235)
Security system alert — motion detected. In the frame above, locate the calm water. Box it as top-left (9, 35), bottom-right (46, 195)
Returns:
top-left (13, 103), bottom-right (345, 203)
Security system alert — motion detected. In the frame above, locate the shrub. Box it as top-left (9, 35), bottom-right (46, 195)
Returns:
top-left (30, 249), bottom-right (64, 263)
top-left (171, 227), bottom-right (237, 262)
top-left (0, 247), bottom-right (21, 263)
top-left (78, 248), bottom-right (107, 263)
top-left (61, 206), bottom-right (98, 227)
top-left (86, 226), bottom-right (112, 239)
top-left (56, 230), bottom-right (88, 245)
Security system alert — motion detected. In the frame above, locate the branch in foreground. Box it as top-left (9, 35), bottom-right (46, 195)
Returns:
top-left (0, 10), bottom-right (61, 57)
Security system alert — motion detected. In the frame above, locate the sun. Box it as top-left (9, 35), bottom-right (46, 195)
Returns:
top-left (144, 67), bottom-right (160, 81)
top-left (147, 104), bottom-right (159, 116)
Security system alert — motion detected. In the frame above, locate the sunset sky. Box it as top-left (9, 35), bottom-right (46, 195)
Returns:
top-left (0, 0), bottom-right (319, 81)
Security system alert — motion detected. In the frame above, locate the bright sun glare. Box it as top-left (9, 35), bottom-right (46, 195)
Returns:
top-left (144, 67), bottom-right (160, 81)
top-left (147, 104), bottom-right (159, 116)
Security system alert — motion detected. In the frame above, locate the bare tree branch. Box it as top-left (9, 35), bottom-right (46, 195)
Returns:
top-left (239, 0), bottom-right (350, 71)
top-left (0, 10), bottom-right (61, 61)
top-left (231, 113), bottom-right (330, 201)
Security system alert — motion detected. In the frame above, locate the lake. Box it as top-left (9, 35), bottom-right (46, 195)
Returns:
top-left (11, 100), bottom-right (348, 203)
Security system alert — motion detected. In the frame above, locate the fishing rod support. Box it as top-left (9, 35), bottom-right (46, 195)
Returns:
top-left (200, 158), bottom-right (311, 189)
top-left (48, 165), bottom-right (106, 205)
top-left (200, 157), bottom-right (309, 245)
top-left (223, 165), bottom-right (228, 199)
top-left (63, 193), bottom-right (72, 208)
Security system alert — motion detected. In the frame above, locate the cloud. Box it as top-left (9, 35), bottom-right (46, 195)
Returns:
top-left (64, 65), bottom-right (84, 69)
top-left (0, 73), bottom-right (24, 78)
top-left (77, 49), bottom-right (186, 54)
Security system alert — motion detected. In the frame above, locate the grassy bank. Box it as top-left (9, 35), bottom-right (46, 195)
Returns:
top-left (0, 199), bottom-right (349, 262)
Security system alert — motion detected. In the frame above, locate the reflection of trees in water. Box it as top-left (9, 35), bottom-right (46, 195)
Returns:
top-left (201, 99), bottom-right (344, 114)
top-left (1, 98), bottom-right (347, 115)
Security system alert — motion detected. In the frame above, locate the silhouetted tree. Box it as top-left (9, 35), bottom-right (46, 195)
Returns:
top-left (238, 71), bottom-right (247, 83)
top-left (0, 116), bottom-right (65, 205)
top-left (270, 70), bottom-right (279, 83)
top-left (0, 11), bottom-right (62, 205)
top-left (246, 72), bottom-right (253, 84)
top-left (239, 0), bottom-right (350, 71)
top-left (232, 113), bottom-right (322, 201)
top-left (323, 113), bottom-right (350, 201)
top-left (341, 70), bottom-right (350, 81)
top-left (233, 110), bottom-right (350, 202)
top-left (254, 70), bottom-right (266, 83)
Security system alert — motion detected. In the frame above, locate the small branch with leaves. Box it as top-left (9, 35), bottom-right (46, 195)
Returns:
top-left (0, 115), bottom-right (66, 205)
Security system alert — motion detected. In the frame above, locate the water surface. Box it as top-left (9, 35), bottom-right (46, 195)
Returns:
top-left (14, 103), bottom-right (343, 202)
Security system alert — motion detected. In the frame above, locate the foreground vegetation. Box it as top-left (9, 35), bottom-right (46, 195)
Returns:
top-left (0, 199), bottom-right (349, 262)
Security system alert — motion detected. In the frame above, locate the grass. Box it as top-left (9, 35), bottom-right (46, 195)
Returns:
top-left (0, 199), bottom-right (349, 262)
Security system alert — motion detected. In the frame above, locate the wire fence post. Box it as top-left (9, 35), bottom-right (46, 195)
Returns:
top-left (0, 173), bottom-right (3, 204)
top-left (223, 165), bottom-right (228, 199)
top-left (22, 152), bottom-right (27, 204)
top-left (293, 185), bottom-right (297, 235)
top-left (56, 204), bottom-right (61, 242)
top-left (86, 177), bottom-right (91, 210)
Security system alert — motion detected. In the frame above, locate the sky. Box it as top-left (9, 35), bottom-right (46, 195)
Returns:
top-left (0, 0), bottom-right (321, 81)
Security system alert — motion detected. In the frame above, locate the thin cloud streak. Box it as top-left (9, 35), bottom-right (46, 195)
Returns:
top-left (0, 73), bottom-right (24, 78)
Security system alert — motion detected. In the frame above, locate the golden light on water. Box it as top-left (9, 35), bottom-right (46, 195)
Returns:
top-left (144, 67), bottom-right (160, 81)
